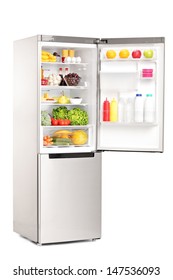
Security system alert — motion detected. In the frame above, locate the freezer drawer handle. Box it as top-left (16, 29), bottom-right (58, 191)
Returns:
top-left (49, 153), bottom-right (95, 159)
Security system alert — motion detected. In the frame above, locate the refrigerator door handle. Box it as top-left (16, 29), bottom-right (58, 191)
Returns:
top-left (49, 152), bottom-right (95, 159)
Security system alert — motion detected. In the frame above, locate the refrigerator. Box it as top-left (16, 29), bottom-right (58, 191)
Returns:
top-left (13, 35), bottom-right (165, 244)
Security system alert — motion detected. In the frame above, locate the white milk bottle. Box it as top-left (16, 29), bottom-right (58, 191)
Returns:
top-left (125, 98), bottom-right (134, 123)
top-left (118, 98), bottom-right (125, 122)
top-left (134, 94), bottom-right (143, 122)
top-left (144, 94), bottom-right (155, 123)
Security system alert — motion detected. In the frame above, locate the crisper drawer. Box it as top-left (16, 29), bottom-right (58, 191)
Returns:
top-left (38, 152), bottom-right (101, 244)
top-left (40, 125), bottom-right (96, 154)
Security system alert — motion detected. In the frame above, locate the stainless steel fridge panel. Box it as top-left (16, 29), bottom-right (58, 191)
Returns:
top-left (39, 34), bottom-right (98, 44)
top-left (38, 152), bottom-right (101, 244)
top-left (101, 37), bottom-right (165, 45)
top-left (13, 36), bottom-right (38, 242)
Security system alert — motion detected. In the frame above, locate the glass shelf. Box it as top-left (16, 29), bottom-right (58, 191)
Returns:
top-left (41, 62), bottom-right (88, 66)
top-left (41, 85), bottom-right (87, 90)
top-left (41, 103), bottom-right (88, 106)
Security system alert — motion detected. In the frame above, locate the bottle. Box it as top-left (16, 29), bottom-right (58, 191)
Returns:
top-left (118, 98), bottom-right (125, 122)
top-left (68, 50), bottom-right (75, 58)
top-left (134, 94), bottom-right (143, 122)
top-left (59, 68), bottom-right (67, 86)
top-left (103, 98), bottom-right (110, 121)
top-left (144, 94), bottom-right (155, 123)
top-left (41, 67), bottom-right (44, 79)
top-left (62, 49), bottom-right (68, 63)
top-left (110, 98), bottom-right (118, 122)
top-left (64, 67), bottom-right (69, 76)
top-left (125, 98), bottom-right (134, 123)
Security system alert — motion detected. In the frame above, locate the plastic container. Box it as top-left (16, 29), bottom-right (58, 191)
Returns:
top-left (118, 98), bottom-right (125, 122)
top-left (70, 97), bottom-right (82, 104)
top-left (103, 98), bottom-right (110, 121)
top-left (142, 69), bottom-right (153, 78)
top-left (144, 94), bottom-right (155, 123)
top-left (68, 50), bottom-right (75, 57)
top-left (110, 98), bottom-right (118, 122)
top-left (134, 94), bottom-right (143, 122)
top-left (41, 78), bottom-right (48, 86)
top-left (125, 98), bottom-right (134, 123)
top-left (142, 70), bottom-right (153, 77)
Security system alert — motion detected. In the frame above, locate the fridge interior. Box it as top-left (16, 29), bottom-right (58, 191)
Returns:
top-left (97, 42), bottom-right (164, 151)
top-left (39, 42), bottom-right (97, 153)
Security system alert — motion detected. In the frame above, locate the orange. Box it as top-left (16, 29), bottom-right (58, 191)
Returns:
top-left (119, 49), bottom-right (130, 59)
top-left (106, 50), bottom-right (116, 59)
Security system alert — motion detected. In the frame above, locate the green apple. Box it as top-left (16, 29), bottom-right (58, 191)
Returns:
top-left (143, 49), bottom-right (154, 58)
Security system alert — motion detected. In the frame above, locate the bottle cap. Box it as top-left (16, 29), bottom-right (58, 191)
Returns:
top-left (65, 68), bottom-right (69, 71)
top-left (59, 67), bottom-right (62, 71)
top-left (146, 94), bottom-right (153, 97)
top-left (136, 94), bottom-right (142, 97)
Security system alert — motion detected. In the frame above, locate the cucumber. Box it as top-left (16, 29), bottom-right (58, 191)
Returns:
top-left (53, 138), bottom-right (72, 145)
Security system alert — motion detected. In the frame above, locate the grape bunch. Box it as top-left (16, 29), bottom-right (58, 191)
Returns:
top-left (64, 73), bottom-right (81, 86)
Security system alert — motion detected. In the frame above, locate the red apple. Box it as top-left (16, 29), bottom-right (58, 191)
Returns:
top-left (132, 50), bottom-right (142, 59)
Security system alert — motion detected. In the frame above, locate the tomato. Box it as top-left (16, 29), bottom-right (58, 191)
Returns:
top-left (58, 119), bottom-right (66, 126)
top-left (64, 119), bottom-right (71, 125)
top-left (51, 118), bottom-right (59, 126)
top-left (58, 119), bottom-right (71, 126)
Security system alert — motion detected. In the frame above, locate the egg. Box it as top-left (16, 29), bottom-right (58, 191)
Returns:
top-left (65, 56), bottom-right (71, 63)
top-left (71, 57), bottom-right (76, 63)
top-left (76, 56), bottom-right (81, 63)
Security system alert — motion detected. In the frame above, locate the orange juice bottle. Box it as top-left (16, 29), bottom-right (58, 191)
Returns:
top-left (41, 67), bottom-right (44, 79)
top-left (110, 98), bottom-right (118, 122)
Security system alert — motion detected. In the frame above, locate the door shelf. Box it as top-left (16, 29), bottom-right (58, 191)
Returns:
top-left (100, 70), bottom-right (138, 74)
top-left (101, 58), bottom-right (157, 62)
top-left (100, 121), bottom-right (157, 127)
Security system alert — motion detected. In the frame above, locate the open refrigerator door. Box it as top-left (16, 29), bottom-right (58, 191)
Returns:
top-left (97, 38), bottom-right (165, 152)
top-left (38, 40), bottom-right (97, 154)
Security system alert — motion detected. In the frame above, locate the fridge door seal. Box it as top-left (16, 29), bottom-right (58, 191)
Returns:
top-left (96, 37), bottom-right (165, 152)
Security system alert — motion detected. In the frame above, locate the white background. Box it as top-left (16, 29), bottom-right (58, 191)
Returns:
top-left (0, 0), bottom-right (173, 279)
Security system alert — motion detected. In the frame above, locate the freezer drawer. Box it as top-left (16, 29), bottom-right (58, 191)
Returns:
top-left (38, 152), bottom-right (101, 244)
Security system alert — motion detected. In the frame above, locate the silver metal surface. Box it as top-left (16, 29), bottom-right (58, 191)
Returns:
top-left (13, 36), bottom-right (38, 242)
top-left (39, 35), bottom-right (98, 44)
top-left (101, 37), bottom-right (165, 45)
top-left (38, 153), bottom-right (101, 244)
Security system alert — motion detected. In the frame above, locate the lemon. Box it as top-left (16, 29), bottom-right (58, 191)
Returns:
top-left (106, 50), bottom-right (116, 59)
top-left (119, 49), bottom-right (130, 59)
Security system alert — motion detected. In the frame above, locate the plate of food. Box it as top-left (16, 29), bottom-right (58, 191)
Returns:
top-left (42, 98), bottom-right (57, 104)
